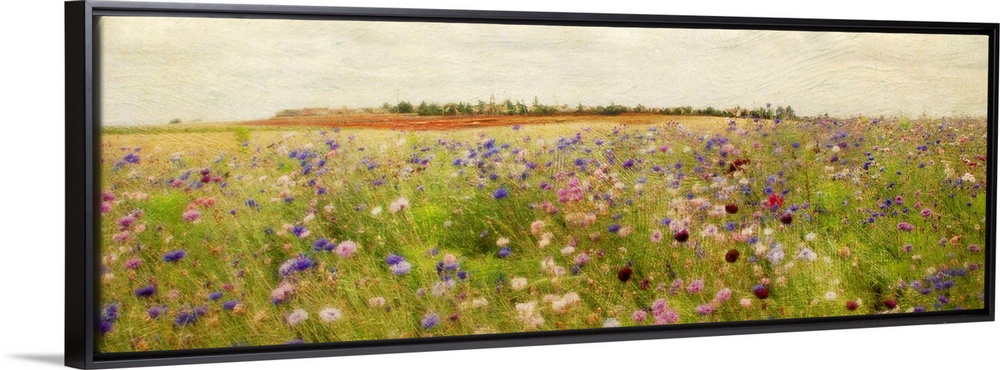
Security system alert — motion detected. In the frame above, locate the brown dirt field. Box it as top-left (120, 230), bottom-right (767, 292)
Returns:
top-left (239, 113), bottom-right (724, 131)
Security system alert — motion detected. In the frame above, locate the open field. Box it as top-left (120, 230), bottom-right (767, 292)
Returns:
top-left (97, 115), bottom-right (987, 352)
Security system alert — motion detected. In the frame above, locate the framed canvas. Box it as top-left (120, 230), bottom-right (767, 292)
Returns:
top-left (65, 0), bottom-right (997, 368)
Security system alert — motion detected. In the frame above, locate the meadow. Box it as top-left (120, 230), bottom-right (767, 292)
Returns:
top-left (97, 115), bottom-right (988, 352)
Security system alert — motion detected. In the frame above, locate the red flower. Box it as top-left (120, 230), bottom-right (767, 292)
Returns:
top-left (725, 203), bottom-right (739, 214)
top-left (768, 194), bottom-right (784, 208)
top-left (883, 299), bottom-right (898, 310)
top-left (725, 249), bottom-right (741, 263)
top-left (846, 300), bottom-right (860, 311)
top-left (674, 229), bottom-right (689, 243)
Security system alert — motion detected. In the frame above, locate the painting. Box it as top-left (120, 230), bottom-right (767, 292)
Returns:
top-left (67, 1), bottom-right (994, 367)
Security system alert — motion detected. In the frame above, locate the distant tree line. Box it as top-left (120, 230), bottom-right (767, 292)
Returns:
top-left (375, 98), bottom-right (796, 120)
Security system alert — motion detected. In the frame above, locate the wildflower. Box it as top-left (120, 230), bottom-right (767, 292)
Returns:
top-left (804, 232), bottom-right (817, 241)
top-left (389, 197), bottom-right (410, 213)
top-left (222, 300), bottom-right (240, 311)
top-left (740, 298), bottom-right (753, 308)
top-left (291, 225), bottom-right (309, 238)
top-left (368, 297), bottom-right (386, 308)
top-left (124, 258), bottom-right (141, 270)
top-left (752, 284), bottom-right (769, 299)
top-left (278, 255), bottom-right (315, 277)
top-left (725, 203), bottom-right (738, 214)
top-left (617, 264), bottom-right (634, 283)
top-left (515, 301), bottom-right (545, 328)
top-left (797, 248), bottom-right (818, 261)
top-left (163, 250), bottom-right (186, 263)
top-left (846, 300), bottom-right (860, 311)
top-left (920, 208), bottom-right (932, 217)
top-left (148, 306), bottom-right (166, 319)
top-left (607, 224), bottom-right (621, 233)
top-left (687, 279), bottom-right (704, 294)
top-left (725, 249), bottom-right (740, 263)
top-left (550, 292), bottom-right (581, 313)
top-left (208, 291), bottom-right (223, 301)
top-left (651, 298), bottom-right (680, 324)
top-left (530, 220), bottom-right (545, 235)
top-left (498, 246), bottom-right (512, 258)
top-left (510, 277), bottom-right (528, 290)
top-left (313, 238), bottom-right (333, 252)
top-left (695, 304), bottom-right (716, 315)
top-left (715, 288), bottom-right (732, 303)
top-left (603, 318), bottom-right (621, 328)
top-left (496, 237), bottom-right (510, 246)
top-left (335, 240), bottom-right (359, 257)
top-left (779, 212), bottom-right (793, 225)
top-left (651, 229), bottom-right (664, 243)
top-left (286, 309), bottom-right (309, 326)
top-left (897, 222), bottom-right (915, 232)
top-left (390, 260), bottom-right (412, 275)
top-left (319, 307), bottom-right (343, 323)
top-left (674, 229), bottom-right (689, 243)
top-left (883, 299), bottom-right (898, 310)
top-left (969, 244), bottom-right (982, 253)
top-left (371, 206), bottom-right (383, 215)
top-left (421, 313), bottom-right (440, 329)
top-left (492, 187), bottom-right (509, 199)
top-left (182, 210), bottom-right (201, 222)
top-left (961, 173), bottom-right (976, 183)
top-left (617, 226), bottom-right (633, 237)
top-left (633, 310), bottom-right (648, 323)
top-left (270, 281), bottom-right (296, 304)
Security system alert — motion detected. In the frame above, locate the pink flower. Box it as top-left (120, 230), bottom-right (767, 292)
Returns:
top-left (686, 279), bottom-right (704, 294)
top-left (920, 208), bottom-right (933, 217)
top-left (714, 288), bottom-right (732, 303)
top-left (557, 178), bottom-right (585, 203)
top-left (632, 310), bottom-right (648, 323)
top-left (112, 230), bottom-right (130, 243)
top-left (530, 220), bottom-right (545, 235)
top-left (335, 240), bottom-right (359, 258)
top-left (182, 209), bottom-right (201, 222)
top-left (650, 229), bottom-right (664, 243)
top-left (124, 258), bottom-right (141, 270)
top-left (897, 222), bottom-right (915, 232)
top-left (695, 304), bottom-right (716, 315)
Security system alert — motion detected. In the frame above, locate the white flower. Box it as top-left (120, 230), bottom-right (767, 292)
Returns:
top-left (496, 237), bottom-right (510, 246)
top-left (370, 206), bottom-right (383, 215)
top-left (318, 307), bottom-right (342, 323)
top-left (825, 291), bottom-right (838, 301)
top-left (388, 197), bottom-right (409, 213)
top-left (962, 173), bottom-right (976, 183)
top-left (602, 318), bottom-right (621, 328)
top-left (368, 296), bottom-right (386, 308)
top-left (510, 277), bottom-right (528, 291)
top-left (805, 232), bottom-right (817, 241)
top-left (560, 246), bottom-right (575, 255)
top-left (286, 309), bottom-right (309, 326)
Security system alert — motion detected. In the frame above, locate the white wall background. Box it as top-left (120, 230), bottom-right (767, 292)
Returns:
top-left (1, 1), bottom-right (996, 369)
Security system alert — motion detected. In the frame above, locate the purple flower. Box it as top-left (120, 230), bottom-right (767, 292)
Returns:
top-left (386, 253), bottom-right (405, 265)
top-left (148, 306), bottom-right (166, 319)
top-left (632, 310), bottom-right (648, 323)
top-left (897, 222), bottom-right (915, 232)
top-left (208, 291), bottom-right (223, 301)
top-left (174, 311), bottom-right (198, 326)
top-left (99, 320), bottom-right (113, 334)
top-left (390, 261), bottom-right (412, 275)
top-left (123, 152), bottom-right (140, 164)
top-left (124, 258), bottom-right (142, 270)
top-left (135, 285), bottom-right (156, 298)
top-left (313, 238), bottom-right (332, 251)
top-left (421, 313), bottom-right (440, 329)
top-left (608, 224), bottom-right (621, 233)
top-left (163, 249), bottom-right (186, 262)
top-left (279, 255), bottom-right (315, 277)
top-left (686, 279), bottom-right (704, 294)
top-left (101, 303), bottom-right (120, 322)
top-left (493, 187), bottom-right (509, 199)
top-left (222, 300), bottom-right (240, 311)
top-left (182, 209), bottom-right (201, 222)
top-left (291, 225), bottom-right (309, 238)
top-left (498, 246), bottom-right (512, 258)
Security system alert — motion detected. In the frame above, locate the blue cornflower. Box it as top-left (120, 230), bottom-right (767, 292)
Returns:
top-left (208, 291), bottom-right (224, 301)
top-left (386, 253), bottom-right (405, 266)
top-left (421, 313), bottom-right (440, 329)
top-left (163, 250), bottom-right (186, 262)
top-left (493, 187), bottom-right (509, 199)
top-left (222, 300), bottom-right (240, 311)
top-left (135, 285), bottom-right (156, 298)
top-left (498, 246), bottom-right (512, 258)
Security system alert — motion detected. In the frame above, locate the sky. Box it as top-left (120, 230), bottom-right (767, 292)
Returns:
top-left (97, 16), bottom-right (989, 126)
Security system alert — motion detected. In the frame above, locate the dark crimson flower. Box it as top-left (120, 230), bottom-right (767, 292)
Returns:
top-left (617, 264), bottom-right (634, 283)
top-left (725, 249), bottom-right (741, 263)
top-left (883, 299), bottom-right (898, 310)
top-left (779, 212), bottom-right (793, 225)
top-left (846, 300), bottom-right (860, 311)
top-left (674, 229), bottom-right (689, 243)
top-left (639, 278), bottom-right (651, 290)
top-left (725, 204), bottom-right (738, 214)
top-left (752, 284), bottom-right (769, 299)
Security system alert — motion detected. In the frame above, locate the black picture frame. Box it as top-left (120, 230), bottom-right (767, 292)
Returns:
top-left (65, 1), bottom-right (998, 368)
